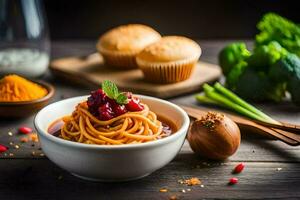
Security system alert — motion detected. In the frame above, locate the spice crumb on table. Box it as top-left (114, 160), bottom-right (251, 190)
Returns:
top-left (159, 188), bottom-right (168, 193)
top-left (182, 177), bottom-right (202, 186)
top-left (169, 195), bottom-right (178, 200)
top-left (0, 128), bottom-right (42, 158)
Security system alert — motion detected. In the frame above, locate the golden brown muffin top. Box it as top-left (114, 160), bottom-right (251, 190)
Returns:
top-left (97, 24), bottom-right (161, 53)
top-left (136, 36), bottom-right (201, 63)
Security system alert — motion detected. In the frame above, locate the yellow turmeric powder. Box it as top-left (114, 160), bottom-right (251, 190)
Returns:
top-left (0, 74), bottom-right (48, 102)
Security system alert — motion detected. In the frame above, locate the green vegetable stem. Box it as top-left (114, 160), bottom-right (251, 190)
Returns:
top-left (213, 83), bottom-right (279, 124)
top-left (196, 83), bottom-right (280, 125)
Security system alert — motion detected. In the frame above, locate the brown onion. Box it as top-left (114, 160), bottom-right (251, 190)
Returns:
top-left (187, 112), bottom-right (241, 160)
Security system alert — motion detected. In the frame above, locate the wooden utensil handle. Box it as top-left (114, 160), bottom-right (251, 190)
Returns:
top-left (255, 121), bottom-right (300, 134)
top-left (181, 105), bottom-right (299, 146)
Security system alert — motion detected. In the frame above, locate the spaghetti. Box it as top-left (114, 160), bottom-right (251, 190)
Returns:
top-left (59, 101), bottom-right (166, 145)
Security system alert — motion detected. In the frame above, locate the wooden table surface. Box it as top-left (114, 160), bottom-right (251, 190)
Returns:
top-left (1, 41), bottom-right (300, 200)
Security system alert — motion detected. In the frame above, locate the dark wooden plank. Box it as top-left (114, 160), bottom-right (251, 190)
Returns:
top-left (1, 41), bottom-right (300, 200)
top-left (1, 137), bottom-right (300, 163)
top-left (0, 158), bottom-right (299, 200)
top-left (181, 140), bottom-right (300, 163)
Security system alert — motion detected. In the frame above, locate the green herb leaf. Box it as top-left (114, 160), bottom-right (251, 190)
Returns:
top-left (102, 80), bottom-right (119, 99)
top-left (116, 93), bottom-right (129, 105)
top-left (101, 80), bottom-right (128, 105)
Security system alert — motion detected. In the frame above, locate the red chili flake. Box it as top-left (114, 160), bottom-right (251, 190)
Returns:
top-left (19, 126), bottom-right (33, 134)
top-left (229, 177), bottom-right (238, 185)
top-left (234, 163), bottom-right (245, 173)
top-left (0, 144), bottom-right (8, 153)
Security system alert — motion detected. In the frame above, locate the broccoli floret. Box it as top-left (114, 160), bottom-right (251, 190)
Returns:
top-left (225, 61), bottom-right (247, 90)
top-left (256, 13), bottom-right (300, 57)
top-left (247, 41), bottom-right (288, 71)
top-left (235, 68), bottom-right (286, 102)
top-left (269, 53), bottom-right (300, 82)
top-left (218, 42), bottom-right (251, 75)
top-left (218, 13), bottom-right (300, 105)
top-left (269, 53), bottom-right (300, 105)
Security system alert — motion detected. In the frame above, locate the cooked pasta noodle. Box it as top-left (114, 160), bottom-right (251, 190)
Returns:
top-left (60, 102), bottom-right (165, 145)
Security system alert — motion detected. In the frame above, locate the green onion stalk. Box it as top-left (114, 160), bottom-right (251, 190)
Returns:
top-left (196, 82), bottom-right (280, 125)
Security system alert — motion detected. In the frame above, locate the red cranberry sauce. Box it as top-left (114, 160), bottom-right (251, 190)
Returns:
top-left (87, 89), bottom-right (144, 120)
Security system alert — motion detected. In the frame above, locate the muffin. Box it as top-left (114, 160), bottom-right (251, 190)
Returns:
top-left (97, 24), bottom-right (161, 69)
top-left (136, 36), bottom-right (201, 83)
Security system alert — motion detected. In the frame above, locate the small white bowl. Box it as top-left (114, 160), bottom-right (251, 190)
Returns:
top-left (34, 95), bottom-right (189, 182)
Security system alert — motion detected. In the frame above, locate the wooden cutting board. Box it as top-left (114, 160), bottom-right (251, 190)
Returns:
top-left (50, 53), bottom-right (221, 98)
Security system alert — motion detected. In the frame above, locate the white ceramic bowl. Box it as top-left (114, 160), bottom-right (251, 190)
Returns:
top-left (34, 95), bottom-right (189, 182)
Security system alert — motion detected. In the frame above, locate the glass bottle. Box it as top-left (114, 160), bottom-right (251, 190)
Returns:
top-left (0, 0), bottom-right (50, 78)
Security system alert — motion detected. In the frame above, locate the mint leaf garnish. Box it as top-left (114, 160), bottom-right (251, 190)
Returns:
top-left (116, 93), bottom-right (129, 105)
top-left (102, 80), bottom-right (128, 105)
top-left (102, 80), bottom-right (119, 99)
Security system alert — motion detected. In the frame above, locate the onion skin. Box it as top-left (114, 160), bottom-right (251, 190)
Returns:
top-left (187, 112), bottom-right (241, 160)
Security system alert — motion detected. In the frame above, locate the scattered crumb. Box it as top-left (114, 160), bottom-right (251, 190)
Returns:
top-left (277, 168), bottom-right (282, 171)
top-left (14, 145), bottom-right (20, 149)
top-left (9, 142), bottom-right (14, 146)
top-left (187, 188), bottom-right (191, 192)
top-left (252, 150), bottom-right (255, 153)
top-left (29, 133), bottom-right (39, 142)
top-left (9, 153), bottom-right (14, 157)
top-left (200, 184), bottom-right (204, 188)
top-left (40, 153), bottom-right (45, 157)
top-left (159, 188), bottom-right (168, 193)
top-left (19, 133), bottom-right (39, 144)
top-left (169, 195), bottom-right (177, 200)
top-left (31, 151), bottom-right (36, 156)
top-left (8, 132), bottom-right (13, 136)
top-left (181, 189), bottom-right (186, 193)
top-left (184, 177), bottom-right (202, 186)
top-left (20, 137), bottom-right (29, 143)
top-left (3, 153), bottom-right (7, 157)
top-left (178, 179), bottom-right (184, 184)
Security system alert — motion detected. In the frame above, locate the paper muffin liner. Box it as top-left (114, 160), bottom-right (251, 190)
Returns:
top-left (136, 57), bottom-right (199, 83)
top-left (98, 48), bottom-right (139, 69)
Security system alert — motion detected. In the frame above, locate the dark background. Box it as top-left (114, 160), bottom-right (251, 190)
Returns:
top-left (44, 0), bottom-right (300, 40)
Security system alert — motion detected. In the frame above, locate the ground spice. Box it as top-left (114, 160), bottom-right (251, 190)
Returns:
top-left (159, 188), bottom-right (168, 193)
top-left (20, 137), bottom-right (29, 143)
top-left (0, 74), bottom-right (47, 102)
top-left (184, 177), bottom-right (202, 186)
top-left (20, 133), bottom-right (38, 143)
top-left (169, 195), bottom-right (177, 200)
top-left (199, 112), bottom-right (225, 130)
top-left (29, 133), bottom-right (39, 142)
